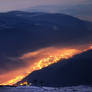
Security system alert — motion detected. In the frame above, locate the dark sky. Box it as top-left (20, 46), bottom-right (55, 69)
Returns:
top-left (0, 0), bottom-right (90, 12)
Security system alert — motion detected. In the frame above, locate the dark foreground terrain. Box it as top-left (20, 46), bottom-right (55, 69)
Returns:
top-left (0, 86), bottom-right (92, 92)
top-left (20, 50), bottom-right (92, 87)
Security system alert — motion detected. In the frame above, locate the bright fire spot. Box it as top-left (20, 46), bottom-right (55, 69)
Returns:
top-left (32, 49), bottom-right (80, 70)
top-left (0, 47), bottom-right (83, 85)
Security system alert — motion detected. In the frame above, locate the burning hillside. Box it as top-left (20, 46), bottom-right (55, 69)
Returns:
top-left (1, 45), bottom-right (92, 86)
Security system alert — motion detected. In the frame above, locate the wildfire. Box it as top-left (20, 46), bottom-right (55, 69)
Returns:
top-left (0, 75), bottom-right (24, 85)
top-left (19, 81), bottom-right (28, 86)
top-left (1, 45), bottom-right (92, 86)
top-left (32, 49), bottom-right (80, 70)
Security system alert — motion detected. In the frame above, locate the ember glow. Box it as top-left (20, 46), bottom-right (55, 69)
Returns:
top-left (1, 76), bottom-right (24, 85)
top-left (0, 47), bottom-right (81, 85)
top-left (0, 45), bottom-right (92, 85)
top-left (32, 48), bottom-right (80, 70)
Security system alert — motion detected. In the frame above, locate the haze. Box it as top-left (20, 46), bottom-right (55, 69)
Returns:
top-left (0, 0), bottom-right (89, 12)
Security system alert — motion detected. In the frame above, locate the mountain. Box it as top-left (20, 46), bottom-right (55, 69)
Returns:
top-left (0, 12), bottom-right (92, 55)
top-left (0, 11), bottom-right (92, 73)
top-left (21, 50), bottom-right (92, 87)
top-left (23, 4), bottom-right (92, 21)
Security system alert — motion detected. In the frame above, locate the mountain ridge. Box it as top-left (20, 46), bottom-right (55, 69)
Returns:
top-left (19, 49), bottom-right (92, 87)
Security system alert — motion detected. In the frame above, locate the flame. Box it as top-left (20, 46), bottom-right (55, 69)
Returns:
top-left (32, 49), bottom-right (80, 70)
top-left (0, 75), bottom-right (24, 85)
top-left (1, 45), bottom-right (92, 86)
top-left (19, 81), bottom-right (29, 86)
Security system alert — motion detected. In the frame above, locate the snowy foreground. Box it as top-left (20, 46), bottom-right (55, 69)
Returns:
top-left (0, 85), bottom-right (92, 92)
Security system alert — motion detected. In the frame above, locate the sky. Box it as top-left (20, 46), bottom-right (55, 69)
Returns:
top-left (0, 0), bottom-right (90, 12)
top-left (0, 0), bottom-right (92, 21)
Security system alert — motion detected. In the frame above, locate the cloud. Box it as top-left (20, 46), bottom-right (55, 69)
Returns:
top-left (0, 56), bottom-right (27, 74)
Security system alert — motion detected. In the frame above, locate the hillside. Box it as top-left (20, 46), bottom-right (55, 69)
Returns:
top-left (21, 50), bottom-right (92, 87)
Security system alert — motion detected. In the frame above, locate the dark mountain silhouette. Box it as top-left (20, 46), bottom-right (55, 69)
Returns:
top-left (0, 11), bottom-right (92, 73)
top-left (24, 4), bottom-right (92, 21)
top-left (20, 50), bottom-right (92, 87)
top-left (0, 11), bottom-right (92, 55)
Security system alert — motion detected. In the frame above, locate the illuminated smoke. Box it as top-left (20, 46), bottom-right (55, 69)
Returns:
top-left (1, 45), bottom-right (92, 85)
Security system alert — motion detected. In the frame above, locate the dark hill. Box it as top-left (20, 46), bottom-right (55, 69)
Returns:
top-left (22, 50), bottom-right (92, 87)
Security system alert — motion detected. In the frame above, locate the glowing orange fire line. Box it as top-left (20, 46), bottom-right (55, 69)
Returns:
top-left (1, 45), bottom-right (92, 85)
top-left (32, 49), bottom-right (80, 70)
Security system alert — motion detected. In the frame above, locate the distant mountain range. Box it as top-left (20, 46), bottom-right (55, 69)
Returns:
top-left (20, 50), bottom-right (92, 87)
top-left (0, 11), bottom-right (92, 74)
top-left (0, 11), bottom-right (92, 55)
top-left (23, 4), bottom-right (92, 21)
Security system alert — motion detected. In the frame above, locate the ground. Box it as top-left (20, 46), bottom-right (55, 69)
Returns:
top-left (0, 85), bottom-right (92, 92)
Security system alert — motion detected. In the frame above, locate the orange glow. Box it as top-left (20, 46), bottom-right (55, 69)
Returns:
top-left (19, 81), bottom-right (28, 86)
top-left (1, 45), bottom-right (92, 86)
top-left (32, 48), bottom-right (80, 70)
top-left (0, 75), bottom-right (24, 85)
top-left (89, 45), bottom-right (92, 49)
top-left (83, 44), bottom-right (92, 51)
